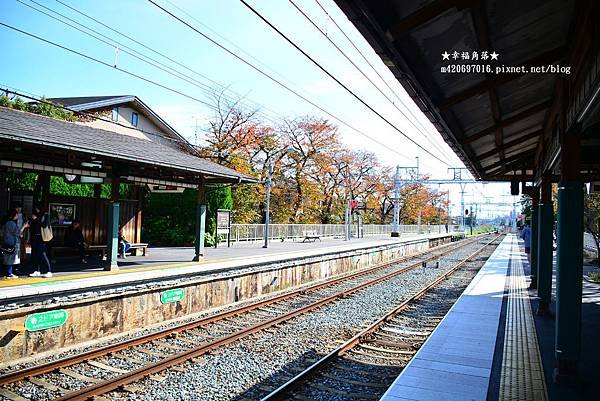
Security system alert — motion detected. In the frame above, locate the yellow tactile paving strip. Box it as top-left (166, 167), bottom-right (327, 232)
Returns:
top-left (0, 254), bottom-right (264, 288)
top-left (499, 240), bottom-right (548, 401)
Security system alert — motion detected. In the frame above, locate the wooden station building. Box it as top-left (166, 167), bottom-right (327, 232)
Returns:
top-left (0, 96), bottom-right (254, 269)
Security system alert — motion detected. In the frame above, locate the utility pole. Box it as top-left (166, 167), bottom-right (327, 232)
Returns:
top-left (344, 164), bottom-right (351, 241)
top-left (263, 158), bottom-right (273, 248)
top-left (448, 167), bottom-right (469, 233)
top-left (392, 165), bottom-right (400, 237)
top-left (470, 203), bottom-right (473, 235)
top-left (391, 161), bottom-right (420, 237)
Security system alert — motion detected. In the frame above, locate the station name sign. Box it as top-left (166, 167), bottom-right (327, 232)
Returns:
top-left (25, 309), bottom-right (68, 332)
top-left (160, 288), bottom-right (185, 304)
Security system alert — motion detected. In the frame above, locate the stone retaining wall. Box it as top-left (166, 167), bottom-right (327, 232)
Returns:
top-left (0, 234), bottom-right (457, 363)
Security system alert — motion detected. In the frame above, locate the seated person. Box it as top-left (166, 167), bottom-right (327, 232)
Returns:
top-left (64, 219), bottom-right (88, 263)
top-left (118, 229), bottom-right (131, 258)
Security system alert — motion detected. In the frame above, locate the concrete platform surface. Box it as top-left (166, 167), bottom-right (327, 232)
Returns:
top-left (380, 234), bottom-right (514, 401)
top-left (0, 232), bottom-right (456, 302)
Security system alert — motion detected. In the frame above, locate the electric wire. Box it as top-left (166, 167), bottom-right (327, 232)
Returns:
top-left (312, 0), bottom-right (453, 158)
top-left (145, 0), bottom-right (416, 163)
top-left (238, 0), bottom-right (451, 166)
top-left (32, 0), bottom-right (284, 126)
top-left (161, 0), bottom-right (325, 110)
top-left (289, 0), bottom-right (452, 163)
top-left (0, 21), bottom-right (221, 109)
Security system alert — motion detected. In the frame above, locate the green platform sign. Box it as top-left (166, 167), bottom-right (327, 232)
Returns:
top-left (25, 309), bottom-right (68, 332)
top-left (160, 288), bottom-right (185, 304)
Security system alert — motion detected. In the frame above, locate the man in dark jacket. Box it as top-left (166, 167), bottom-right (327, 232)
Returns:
top-left (64, 219), bottom-right (87, 263)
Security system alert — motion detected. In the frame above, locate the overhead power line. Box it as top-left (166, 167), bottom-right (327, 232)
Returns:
top-left (238, 0), bottom-right (450, 166)
top-left (39, 0), bottom-right (284, 125)
top-left (289, 0), bottom-right (451, 163)
top-left (312, 0), bottom-right (452, 157)
top-left (0, 22), bottom-right (220, 109)
top-left (161, 0), bottom-right (326, 110)
top-left (145, 0), bottom-right (417, 164)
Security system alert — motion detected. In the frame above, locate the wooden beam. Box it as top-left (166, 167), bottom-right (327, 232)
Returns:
top-left (439, 46), bottom-right (567, 109)
top-left (470, 4), bottom-right (506, 162)
top-left (484, 149), bottom-right (537, 175)
top-left (461, 101), bottom-right (550, 144)
top-left (477, 130), bottom-right (542, 160)
top-left (389, 0), bottom-right (476, 38)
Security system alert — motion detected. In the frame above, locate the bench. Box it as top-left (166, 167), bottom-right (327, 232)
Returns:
top-left (50, 245), bottom-right (107, 261)
top-left (302, 230), bottom-right (321, 243)
top-left (121, 242), bottom-right (148, 257)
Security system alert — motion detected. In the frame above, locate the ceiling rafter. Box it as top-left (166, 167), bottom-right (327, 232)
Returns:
top-left (388, 0), bottom-right (476, 38)
top-left (476, 129), bottom-right (542, 161)
top-left (461, 101), bottom-right (551, 144)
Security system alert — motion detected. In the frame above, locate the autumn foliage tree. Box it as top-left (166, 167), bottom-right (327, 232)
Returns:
top-left (200, 96), bottom-right (449, 226)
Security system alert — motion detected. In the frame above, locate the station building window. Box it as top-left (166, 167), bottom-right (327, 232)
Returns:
top-left (132, 112), bottom-right (139, 127)
top-left (111, 107), bottom-right (119, 122)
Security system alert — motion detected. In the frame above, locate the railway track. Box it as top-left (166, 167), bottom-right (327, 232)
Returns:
top-left (0, 235), bottom-right (490, 401)
top-left (259, 235), bottom-right (501, 401)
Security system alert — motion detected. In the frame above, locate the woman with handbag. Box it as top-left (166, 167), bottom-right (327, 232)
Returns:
top-left (24, 207), bottom-right (53, 278)
top-left (2, 210), bottom-right (20, 278)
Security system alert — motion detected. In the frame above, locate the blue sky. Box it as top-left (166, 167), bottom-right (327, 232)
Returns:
top-left (0, 0), bottom-right (517, 218)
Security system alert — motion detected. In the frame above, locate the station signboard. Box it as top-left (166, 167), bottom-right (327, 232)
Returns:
top-left (216, 210), bottom-right (231, 234)
top-left (25, 309), bottom-right (68, 331)
top-left (160, 288), bottom-right (185, 304)
top-left (215, 209), bottom-right (232, 248)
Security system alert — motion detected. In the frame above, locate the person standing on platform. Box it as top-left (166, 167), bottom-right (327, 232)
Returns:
top-left (12, 202), bottom-right (27, 265)
top-left (64, 219), bottom-right (88, 264)
top-left (24, 207), bottom-right (53, 278)
top-left (2, 210), bottom-right (20, 278)
top-left (521, 220), bottom-right (532, 265)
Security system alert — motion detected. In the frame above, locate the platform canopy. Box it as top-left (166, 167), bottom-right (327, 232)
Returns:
top-left (0, 106), bottom-right (255, 187)
top-left (334, 0), bottom-right (600, 182)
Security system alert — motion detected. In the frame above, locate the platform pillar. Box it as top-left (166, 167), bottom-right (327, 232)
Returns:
top-left (537, 176), bottom-right (553, 315)
top-left (105, 201), bottom-right (120, 271)
top-left (193, 180), bottom-right (206, 262)
top-left (529, 201), bottom-right (539, 288)
top-left (555, 128), bottom-right (583, 379)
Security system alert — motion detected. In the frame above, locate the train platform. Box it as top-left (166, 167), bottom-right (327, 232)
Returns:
top-left (0, 232), bottom-right (458, 303)
top-left (380, 234), bottom-right (548, 401)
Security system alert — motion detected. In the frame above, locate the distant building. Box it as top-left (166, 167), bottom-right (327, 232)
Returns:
top-left (48, 95), bottom-right (191, 151)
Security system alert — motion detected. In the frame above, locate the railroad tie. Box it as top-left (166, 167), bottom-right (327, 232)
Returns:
top-left (135, 348), bottom-right (170, 358)
top-left (59, 368), bottom-right (102, 383)
top-left (358, 343), bottom-right (415, 355)
top-left (153, 340), bottom-right (187, 352)
top-left (87, 360), bottom-right (129, 374)
top-left (28, 377), bottom-right (68, 393)
top-left (121, 384), bottom-right (144, 394)
top-left (308, 383), bottom-right (379, 399)
top-left (371, 338), bottom-right (415, 349)
top-left (111, 354), bottom-right (147, 366)
top-left (319, 372), bottom-right (389, 388)
top-left (0, 388), bottom-right (29, 401)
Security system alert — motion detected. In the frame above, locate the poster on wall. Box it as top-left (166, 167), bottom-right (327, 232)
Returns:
top-left (49, 203), bottom-right (76, 226)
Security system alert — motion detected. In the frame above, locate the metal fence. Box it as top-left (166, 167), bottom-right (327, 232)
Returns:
top-left (227, 224), bottom-right (461, 242)
top-left (584, 232), bottom-right (598, 253)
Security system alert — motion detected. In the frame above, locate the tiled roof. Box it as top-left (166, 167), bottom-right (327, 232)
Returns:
top-left (0, 106), bottom-right (255, 182)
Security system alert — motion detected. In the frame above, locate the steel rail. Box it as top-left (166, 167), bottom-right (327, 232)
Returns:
top-left (0, 236), bottom-right (475, 387)
top-left (53, 237), bottom-right (486, 401)
top-left (260, 234), bottom-right (502, 401)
